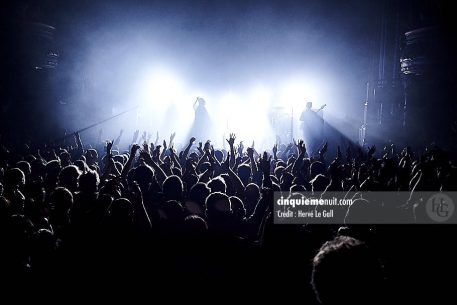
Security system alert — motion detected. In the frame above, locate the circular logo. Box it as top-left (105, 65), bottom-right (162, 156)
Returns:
top-left (426, 193), bottom-right (455, 223)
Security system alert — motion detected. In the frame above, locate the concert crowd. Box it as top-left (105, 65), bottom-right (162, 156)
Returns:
top-left (0, 130), bottom-right (456, 303)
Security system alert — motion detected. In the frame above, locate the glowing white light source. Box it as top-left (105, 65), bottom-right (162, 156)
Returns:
top-left (130, 67), bottom-right (195, 140)
top-left (140, 70), bottom-right (183, 106)
top-left (215, 86), bottom-right (274, 148)
top-left (279, 79), bottom-right (321, 111)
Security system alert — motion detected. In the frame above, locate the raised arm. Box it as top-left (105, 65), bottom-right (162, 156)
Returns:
top-left (226, 133), bottom-right (236, 168)
top-left (100, 140), bottom-right (119, 180)
top-left (169, 145), bottom-right (182, 170)
top-left (129, 181), bottom-right (152, 230)
top-left (160, 139), bottom-right (167, 161)
top-left (258, 151), bottom-right (273, 189)
top-left (247, 147), bottom-right (259, 177)
top-left (74, 132), bottom-right (84, 157)
top-left (222, 152), bottom-right (245, 197)
top-left (272, 143), bottom-right (278, 161)
top-left (292, 139), bottom-right (306, 176)
top-left (140, 150), bottom-right (167, 185)
top-left (180, 137), bottom-right (195, 166)
top-left (196, 141), bottom-right (211, 171)
top-left (121, 143), bottom-right (141, 180)
top-left (169, 132), bottom-right (176, 148)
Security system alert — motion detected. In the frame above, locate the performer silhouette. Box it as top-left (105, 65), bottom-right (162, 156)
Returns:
top-left (299, 102), bottom-right (325, 154)
top-left (190, 97), bottom-right (213, 142)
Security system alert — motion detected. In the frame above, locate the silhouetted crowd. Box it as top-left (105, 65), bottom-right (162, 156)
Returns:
top-left (1, 130), bottom-right (456, 303)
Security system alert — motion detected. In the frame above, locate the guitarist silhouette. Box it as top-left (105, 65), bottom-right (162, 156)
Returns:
top-left (299, 102), bottom-right (326, 154)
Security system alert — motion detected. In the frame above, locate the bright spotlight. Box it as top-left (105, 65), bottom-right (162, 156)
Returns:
top-left (141, 71), bottom-right (183, 105)
top-left (249, 86), bottom-right (272, 107)
top-left (214, 87), bottom-right (274, 148)
top-left (279, 80), bottom-right (320, 111)
top-left (128, 67), bottom-right (195, 139)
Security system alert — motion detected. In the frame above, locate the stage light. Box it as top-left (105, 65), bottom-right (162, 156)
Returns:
top-left (248, 86), bottom-right (273, 108)
top-left (214, 87), bottom-right (274, 149)
top-left (279, 80), bottom-right (320, 112)
top-left (128, 67), bottom-right (197, 142)
top-left (140, 70), bottom-right (184, 107)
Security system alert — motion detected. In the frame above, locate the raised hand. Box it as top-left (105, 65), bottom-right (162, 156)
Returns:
top-left (140, 150), bottom-right (153, 165)
top-left (130, 143), bottom-right (141, 157)
top-left (153, 145), bottom-right (161, 156)
top-left (258, 151), bottom-right (272, 174)
top-left (142, 141), bottom-right (149, 154)
top-left (368, 145), bottom-right (376, 157)
top-left (226, 133), bottom-right (236, 147)
top-left (169, 132), bottom-right (176, 146)
top-left (204, 140), bottom-right (211, 153)
top-left (169, 145), bottom-right (176, 155)
top-left (238, 141), bottom-right (244, 156)
top-left (106, 139), bottom-right (114, 153)
top-left (189, 137), bottom-right (196, 145)
top-left (297, 139), bottom-right (306, 155)
top-left (163, 139), bottom-right (167, 150)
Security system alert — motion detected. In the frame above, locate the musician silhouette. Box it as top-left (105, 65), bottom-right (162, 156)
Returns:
top-left (299, 102), bottom-right (325, 154)
top-left (190, 97), bottom-right (213, 142)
